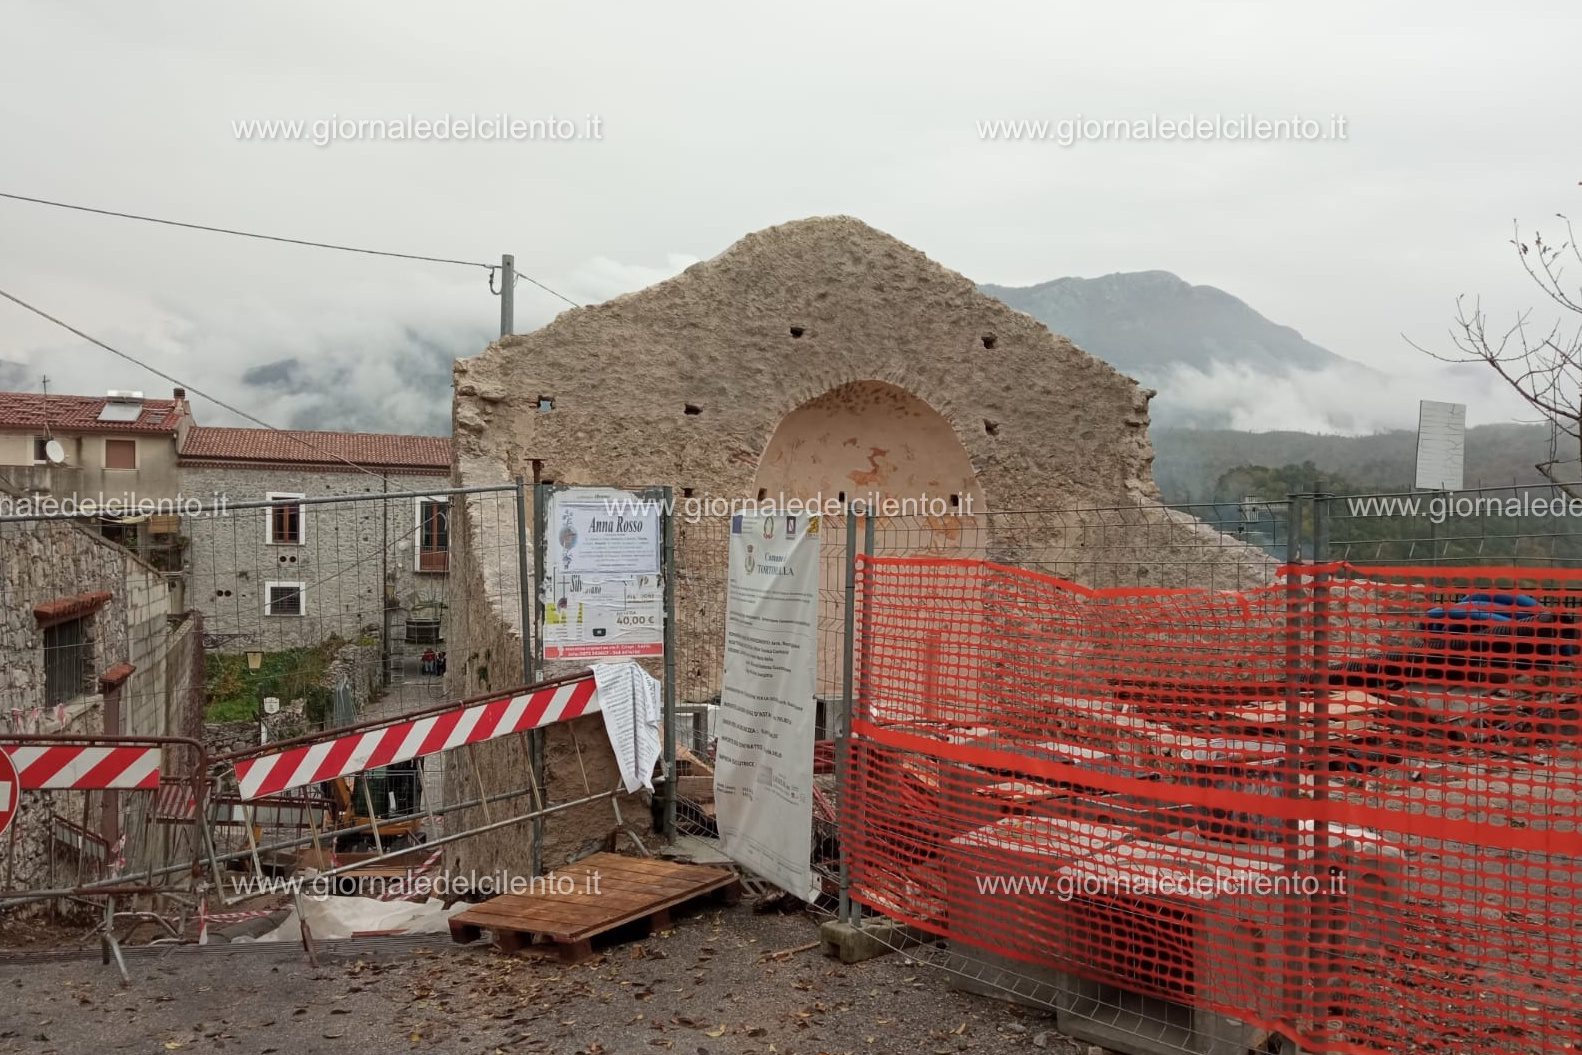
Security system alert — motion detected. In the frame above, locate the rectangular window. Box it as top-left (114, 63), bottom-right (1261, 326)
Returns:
top-left (104, 438), bottom-right (137, 470)
top-left (266, 492), bottom-right (304, 545)
top-left (264, 581), bottom-right (306, 617)
top-left (416, 497), bottom-right (449, 572)
top-left (43, 617), bottom-right (92, 706)
top-left (32, 436), bottom-right (50, 464)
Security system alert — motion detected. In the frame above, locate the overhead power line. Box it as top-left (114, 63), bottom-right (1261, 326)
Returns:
top-left (514, 270), bottom-right (581, 308)
top-left (0, 190), bottom-right (494, 270)
top-left (0, 284), bottom-right (392, 483)
top-left (0, 189), bottom-right (583, 306)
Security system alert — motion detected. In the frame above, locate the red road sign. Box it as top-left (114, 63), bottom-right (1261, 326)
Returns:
top-left (0, 749), bottom-right (18, 840)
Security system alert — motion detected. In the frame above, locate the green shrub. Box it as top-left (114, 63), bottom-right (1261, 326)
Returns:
top-left (203, 638), bottom-right (345, 722)
top-left (205, 697), bottom-right (258, 723)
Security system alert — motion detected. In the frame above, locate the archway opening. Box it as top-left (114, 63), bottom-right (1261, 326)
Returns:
top-left (753, 381), bottom-right (987, 702)
top-left (753, 380), bottom-right (987, 532)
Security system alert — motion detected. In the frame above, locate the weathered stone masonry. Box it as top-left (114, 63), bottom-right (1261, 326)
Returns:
top-left (443, 215), bottom-right (1272, 872)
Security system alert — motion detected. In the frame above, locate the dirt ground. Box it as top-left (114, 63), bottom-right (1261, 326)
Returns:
top-left (0, 907), bottom-right (1088, 1055)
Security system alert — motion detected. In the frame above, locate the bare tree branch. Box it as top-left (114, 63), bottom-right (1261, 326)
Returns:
top-left (1413, 206), bottom-right (1582, 489)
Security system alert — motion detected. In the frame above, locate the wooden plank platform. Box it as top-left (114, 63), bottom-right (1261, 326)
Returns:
top-left (448, 852), bottom-right (741, 961)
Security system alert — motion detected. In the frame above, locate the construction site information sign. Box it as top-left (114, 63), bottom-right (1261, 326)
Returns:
top-left (714, 512), bottom-right (822, 902)
top-left (542, 488), bottom-right (665, 661)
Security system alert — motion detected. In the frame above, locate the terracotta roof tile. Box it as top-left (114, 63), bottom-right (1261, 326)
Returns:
top-left (179, 426), bottom-right (452, 470)
top-left (34, 590), bottom-right (114, 626)
top-left (0, 391), bottom-right (185, 434)
top-left (99, 663), bottom-right (137, 691)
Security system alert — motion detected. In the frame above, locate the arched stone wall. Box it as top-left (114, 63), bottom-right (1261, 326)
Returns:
top-left (445, 215), bottom-right (1273, 873)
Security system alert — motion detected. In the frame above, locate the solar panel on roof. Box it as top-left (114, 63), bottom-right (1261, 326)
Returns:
top-left (97, 401), bottom-right (144, 423)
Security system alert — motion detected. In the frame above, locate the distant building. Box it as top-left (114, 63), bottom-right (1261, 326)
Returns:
top-left (177, 426), bottom-right (453, 652)
top-left (0, 388), bottom-right (194, 566)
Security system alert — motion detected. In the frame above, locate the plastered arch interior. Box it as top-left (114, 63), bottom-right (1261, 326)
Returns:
top-left (752, 380), bottom-right (987, 559)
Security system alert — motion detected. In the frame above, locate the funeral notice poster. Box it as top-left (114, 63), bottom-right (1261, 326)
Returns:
top-left (542, 488), bottom-right (665, 660)
top-left (714, 511), bottom-right (822, 902)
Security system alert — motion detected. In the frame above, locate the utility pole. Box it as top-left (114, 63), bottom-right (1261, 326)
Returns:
top-left (381, 473), bottom-right (391, 688)
top-left (500, 254), bottom-right (515, 337)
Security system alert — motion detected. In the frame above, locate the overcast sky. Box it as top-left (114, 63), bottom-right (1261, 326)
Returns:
top-left (1, 1), bottom-right (1577, 436)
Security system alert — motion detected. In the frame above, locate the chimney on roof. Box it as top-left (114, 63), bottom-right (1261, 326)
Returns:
top-left (173, 387), bottom-right (186, 400)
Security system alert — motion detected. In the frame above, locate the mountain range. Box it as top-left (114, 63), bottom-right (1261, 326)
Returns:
top-left (979, 270), bottom-right (1557, 500)
top-left (1150, 423), bottom-right (1555, 503)
top-left (981, 269), bottom-right (1366, 380)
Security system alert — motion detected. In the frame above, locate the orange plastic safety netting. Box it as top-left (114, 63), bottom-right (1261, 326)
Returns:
top-left (843, 555), bottom-right (1582, 1055)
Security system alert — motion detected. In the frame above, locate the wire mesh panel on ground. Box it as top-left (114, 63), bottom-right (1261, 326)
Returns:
top-left (203, 670), bottom-right (649, 908)
top-left (843, 554), bottom-right (1581, 1055)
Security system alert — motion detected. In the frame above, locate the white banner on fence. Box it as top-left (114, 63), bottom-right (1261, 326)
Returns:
top-left (542, 488), bottom-right (664, 660)
top-left (714, 512), bottom-right (822, 902)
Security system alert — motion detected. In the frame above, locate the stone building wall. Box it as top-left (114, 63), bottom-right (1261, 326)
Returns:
top-left (443, 215), bottom-right (1274, 876)
top-left (180, 465), bottom-right (451, 652)
top-left (1, 517), bottom-right (136, 729)
top-left (442, 459), bottom-right (637, 877)
top-left (0, 512), bottom-right (192, 900)
top-left (163, 610), bottom-right (205, 739)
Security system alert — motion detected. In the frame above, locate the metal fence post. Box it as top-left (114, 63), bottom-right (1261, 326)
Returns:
top-left (847, 510), bottom-right (878, 926)
top-left (836, 503), bottom-right (860, 924)
top-left (1309, 492), bottom-right (1335, 1020)
top-left (1280, 493), bottom-right (1311, 1026)
top-left (661, 486), bottom-right (678, 840)
top-left (529, 481), bottom-right (550, 876)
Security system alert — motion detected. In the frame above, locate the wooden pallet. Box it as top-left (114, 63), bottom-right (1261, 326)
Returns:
top-left (448, 852), bottom-right (741, 962)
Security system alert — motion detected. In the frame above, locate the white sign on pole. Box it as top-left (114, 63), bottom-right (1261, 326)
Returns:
top-left (1415, 400), bottom-right (1466, 492)
top-left (713, 512), bottom-right (822, 902)
top-left (543, 488), bottom-right (665, 661)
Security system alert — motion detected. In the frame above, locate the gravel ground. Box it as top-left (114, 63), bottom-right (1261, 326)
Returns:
top-left (0, 907), bottom-right (1086, 1055)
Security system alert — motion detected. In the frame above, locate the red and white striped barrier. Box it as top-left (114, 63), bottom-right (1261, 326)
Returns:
top-left (150, 782), bottom-right (198, 821)
top-left (233, 676), bottom-right (600, 800)
top-left (197, 898), bottom-right (283, 944)
top-left (1, 744), bottom-right (161, 790)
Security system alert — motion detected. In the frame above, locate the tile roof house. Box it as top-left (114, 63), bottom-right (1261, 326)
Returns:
top-left (0, 390), bottom-right (189, 435)
top-left (177, 426), bottom-right (455, 653)
top-left (1, 385), bottom-right (457, 657)
top-left (0, 388), bottom-right (194, 511)
top-left (178, 427), bottom-right (451, 474)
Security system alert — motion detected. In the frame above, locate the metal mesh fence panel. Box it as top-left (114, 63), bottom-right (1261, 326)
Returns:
top-left (670, 501), bottom-right (1290, 902)
top-left (185, 486), bottom-right (522, 734)
top-left (843, 550), bottom-right (1582, 1055)
top-left (201, 671), bottom-right (644, 909)
top-left (1, 734), bottom-right (208, 980)
top-left (1325, 483), bottom-right (1582, 568)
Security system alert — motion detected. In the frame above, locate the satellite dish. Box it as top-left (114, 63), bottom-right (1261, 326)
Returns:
top-left (43, 439), bottom-right (66, 465)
